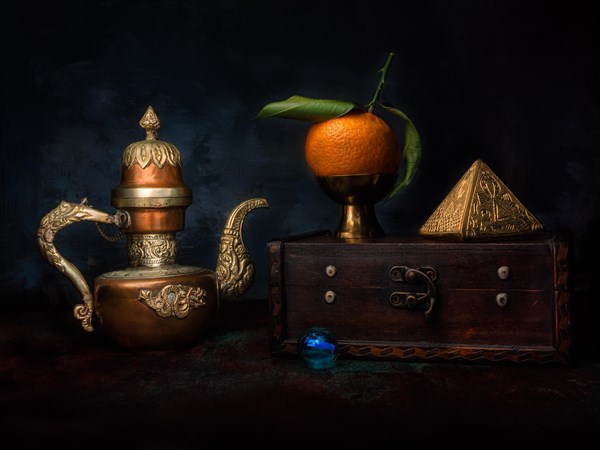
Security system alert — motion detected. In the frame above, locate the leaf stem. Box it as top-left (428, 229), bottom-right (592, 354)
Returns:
top-left (367, 52), bottom-right (395, 113)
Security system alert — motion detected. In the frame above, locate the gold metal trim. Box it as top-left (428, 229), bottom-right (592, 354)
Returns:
top-left (139, 284), bottom-right (207, 318)
top-left (122, 141), bottom-right (181, 169)
top-left (37, 199), bottom-right (129, 332)
top-left (128, 233), bottom-right (176, 267)
top-left (111, 186), bottom-right (193, 208)
top-left (216, 198), bottom-right (269, 300)
top-left (98, 265), bottom-right (203, 279)
top-left (112, 187), bottom-right (192, 198)
top-left (111, 197), bottom-right (192, 208)
top-left (121, 106), bottom-right (182, 169)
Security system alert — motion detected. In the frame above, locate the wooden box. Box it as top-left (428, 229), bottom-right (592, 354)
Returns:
top-left (267, 231), bottom-right (572, 365)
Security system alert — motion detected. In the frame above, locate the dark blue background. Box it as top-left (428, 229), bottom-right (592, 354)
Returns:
top-left (1, 1), bottom-right (598, 318)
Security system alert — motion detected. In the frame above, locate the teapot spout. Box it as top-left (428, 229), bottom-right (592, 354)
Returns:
top-left (216, 198), bottom-right (269, 301)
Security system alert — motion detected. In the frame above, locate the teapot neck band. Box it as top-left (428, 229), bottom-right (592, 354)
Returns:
top-left (127, 233), bottom-right (176, 267)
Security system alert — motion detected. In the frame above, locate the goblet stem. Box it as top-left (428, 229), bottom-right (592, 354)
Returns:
top-left (336, 204), bottom-right (385, 239)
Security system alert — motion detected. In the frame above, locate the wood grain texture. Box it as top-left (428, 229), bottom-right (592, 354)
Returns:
top-left (269, 232), bottom-right (571, 365)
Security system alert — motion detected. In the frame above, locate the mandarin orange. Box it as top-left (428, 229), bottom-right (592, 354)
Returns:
top-left (304, 111), bottom-right (401, 177)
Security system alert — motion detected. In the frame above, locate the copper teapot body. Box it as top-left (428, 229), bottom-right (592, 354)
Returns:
top-left (37, 107), bottom-right (268, 350)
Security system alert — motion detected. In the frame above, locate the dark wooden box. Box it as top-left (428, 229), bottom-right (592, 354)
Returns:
top-left (267, 231), bottom-right (572, 365)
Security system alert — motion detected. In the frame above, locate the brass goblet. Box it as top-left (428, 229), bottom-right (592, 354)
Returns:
top-left (316, 173), bottom-right (397, 240)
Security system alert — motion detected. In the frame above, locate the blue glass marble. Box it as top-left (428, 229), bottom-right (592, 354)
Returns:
top-left (298, 327), bottom-right (338, 370)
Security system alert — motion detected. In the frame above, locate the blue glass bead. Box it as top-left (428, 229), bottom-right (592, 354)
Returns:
top-left (298, 327), bottom-right (338, 370)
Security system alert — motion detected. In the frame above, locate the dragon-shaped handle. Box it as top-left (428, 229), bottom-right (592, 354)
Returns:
top-left (215, 198), bottom-right (269, 301)
top-left (37, 199), bottom-right (130, 331)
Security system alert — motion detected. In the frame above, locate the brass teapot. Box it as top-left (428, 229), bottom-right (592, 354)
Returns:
top-left (37, 106), bottom-right (268, 350)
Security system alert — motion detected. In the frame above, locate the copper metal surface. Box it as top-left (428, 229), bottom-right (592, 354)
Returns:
top-left (115, 163), bottom-right (189, 188)
top-left (125, 207), bottom-right (187, 233)
top-left (94, 268), bottom-right (218, 350)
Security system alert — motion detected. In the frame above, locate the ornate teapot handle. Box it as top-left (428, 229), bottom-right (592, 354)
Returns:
top-left (37, 198), bottom-right (130, 332)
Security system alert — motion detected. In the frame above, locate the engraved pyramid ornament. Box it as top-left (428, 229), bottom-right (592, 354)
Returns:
top-left (419, 159), bottom-right (544, 240)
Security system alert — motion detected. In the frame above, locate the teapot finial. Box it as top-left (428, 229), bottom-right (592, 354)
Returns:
top-left (139, 105), bottom-right (160, 140)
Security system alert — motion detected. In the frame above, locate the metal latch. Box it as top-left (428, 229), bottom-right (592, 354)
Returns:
top-left (389, 265), bottom-right (438, 318)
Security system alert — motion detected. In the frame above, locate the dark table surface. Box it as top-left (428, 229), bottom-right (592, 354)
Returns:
top-left (2, 298), bottom-right (599, 447)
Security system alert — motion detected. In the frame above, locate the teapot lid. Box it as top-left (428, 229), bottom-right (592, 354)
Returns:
top-left (121, 106), bottom-right (182, 171)
top-left (111, 106), bottom-right (192, 233)
top-left (112, 106), bottom-right (192, 205)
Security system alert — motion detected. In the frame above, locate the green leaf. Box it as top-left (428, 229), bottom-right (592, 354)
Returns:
top-left (380, 102), bottom-right (422, 201)
top-left (255, 95), bottom-right (360, 122)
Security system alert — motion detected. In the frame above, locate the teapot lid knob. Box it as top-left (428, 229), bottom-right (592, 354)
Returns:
top-left (139, 105), bottom-right (160, 141)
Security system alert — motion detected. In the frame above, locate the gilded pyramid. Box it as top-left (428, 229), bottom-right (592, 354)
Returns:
top-left (419, 159), bottom-right (544, 240)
